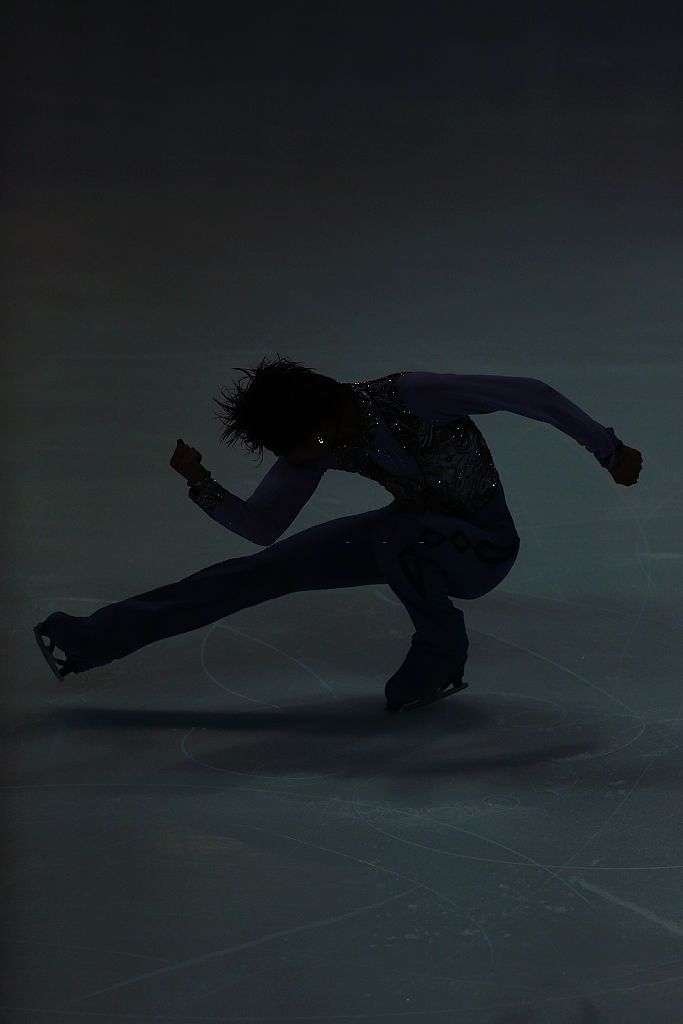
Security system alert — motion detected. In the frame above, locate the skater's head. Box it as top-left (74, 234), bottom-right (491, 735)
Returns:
top-left (213, 354), bottom-right (360, 466)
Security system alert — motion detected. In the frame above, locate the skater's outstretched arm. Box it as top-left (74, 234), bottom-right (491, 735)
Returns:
top-left (397, 371), bottom-right (635, 475)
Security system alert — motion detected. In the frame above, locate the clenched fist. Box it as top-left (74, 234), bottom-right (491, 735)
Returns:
top-left (609, 446), bottom-right (642, 486)
top-left (170, 438), bottom-right (211, 484)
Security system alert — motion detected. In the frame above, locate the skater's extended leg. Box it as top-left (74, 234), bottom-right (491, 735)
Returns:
top-left (36, 506), bottom-right (388, 673)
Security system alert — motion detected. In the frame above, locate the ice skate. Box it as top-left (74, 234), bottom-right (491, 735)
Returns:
top-left (33, 622), bottom-right (78, 680)
top-left (384, 668), bottom-right (469, 713)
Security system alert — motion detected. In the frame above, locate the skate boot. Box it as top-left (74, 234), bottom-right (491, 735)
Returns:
top-left (385, 663), bottom-right (468, 713)
top-left (33, 621), bottom-right (79, 679)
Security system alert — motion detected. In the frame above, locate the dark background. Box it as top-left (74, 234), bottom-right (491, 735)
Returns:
top-left (3, 2), bottom-right (683, 191)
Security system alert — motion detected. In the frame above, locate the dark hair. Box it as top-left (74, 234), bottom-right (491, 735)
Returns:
top-left (213, 353), bottom-right (345, 465)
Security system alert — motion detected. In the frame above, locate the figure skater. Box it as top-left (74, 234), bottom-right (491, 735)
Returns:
top-left (33, 355), bottom-right (642, 712)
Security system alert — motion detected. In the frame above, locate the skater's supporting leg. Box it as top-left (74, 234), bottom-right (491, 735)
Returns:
top-left (373, 510), bottom-right (520, 706)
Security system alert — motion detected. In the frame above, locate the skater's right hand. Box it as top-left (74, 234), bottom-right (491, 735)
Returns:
top-left (170, 439), bottom-right (211, 483)
top-left (609, 445), bottom-right (642, 486)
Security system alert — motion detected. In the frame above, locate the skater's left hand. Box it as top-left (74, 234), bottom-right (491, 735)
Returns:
top-left (609, 446), bottom-right (642, 486)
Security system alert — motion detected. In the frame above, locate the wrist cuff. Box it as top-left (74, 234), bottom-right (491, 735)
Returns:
top-left (187, 477), bottom-right (228, 510)
top-left (598, 441), bottom-right (625, 470)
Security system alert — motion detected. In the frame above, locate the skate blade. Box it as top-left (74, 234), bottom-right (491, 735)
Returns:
top-left (385, 679), bottom-right (469, 713)
top-left (33, 623), bottom-right (72, 680)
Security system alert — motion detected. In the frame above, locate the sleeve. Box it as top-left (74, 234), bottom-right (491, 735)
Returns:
top-left (397, 371), bottom-right (624, 466)
top-left (187, 455), bottom-right (327, 546)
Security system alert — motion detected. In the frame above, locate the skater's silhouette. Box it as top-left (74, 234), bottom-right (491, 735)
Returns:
top-left (34, 354), bottom-right (642, 712)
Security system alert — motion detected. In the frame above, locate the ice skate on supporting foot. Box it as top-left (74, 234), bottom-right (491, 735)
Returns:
top-left (385, 670), bottom-right (469, 713)
top-left (33, 622), bottom-right (78, 680)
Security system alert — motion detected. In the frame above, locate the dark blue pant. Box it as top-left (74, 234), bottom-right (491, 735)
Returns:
top-left (39, 493), bottom-right (520, 703)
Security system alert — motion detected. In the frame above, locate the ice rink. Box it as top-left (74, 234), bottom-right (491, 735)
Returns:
top-left (3, 4), bottom-right (683, 1022)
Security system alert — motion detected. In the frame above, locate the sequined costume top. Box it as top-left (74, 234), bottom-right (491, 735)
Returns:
top-left (188, 371), bottom-right (624, 546)
top-left (328, 373), bottom-right (501, 516)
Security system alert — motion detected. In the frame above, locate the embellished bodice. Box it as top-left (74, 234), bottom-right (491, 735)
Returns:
top-left (331, 372), bottom-right (500, 516)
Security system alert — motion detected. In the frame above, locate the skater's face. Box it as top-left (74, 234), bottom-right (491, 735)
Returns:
top-left (287, 416), bottom-right (338, 463)
top-left (286, 386), bottom-right (362, 463)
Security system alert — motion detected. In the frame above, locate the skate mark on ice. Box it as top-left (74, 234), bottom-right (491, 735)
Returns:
top-left (350, 792), bottom-right (594, 911)
top-left (574, 877), bottom-right (683, 938)
top-left (199, 621), bottom-right (360, 712)
top-left (69, 883), bottom-right (423, 1002)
